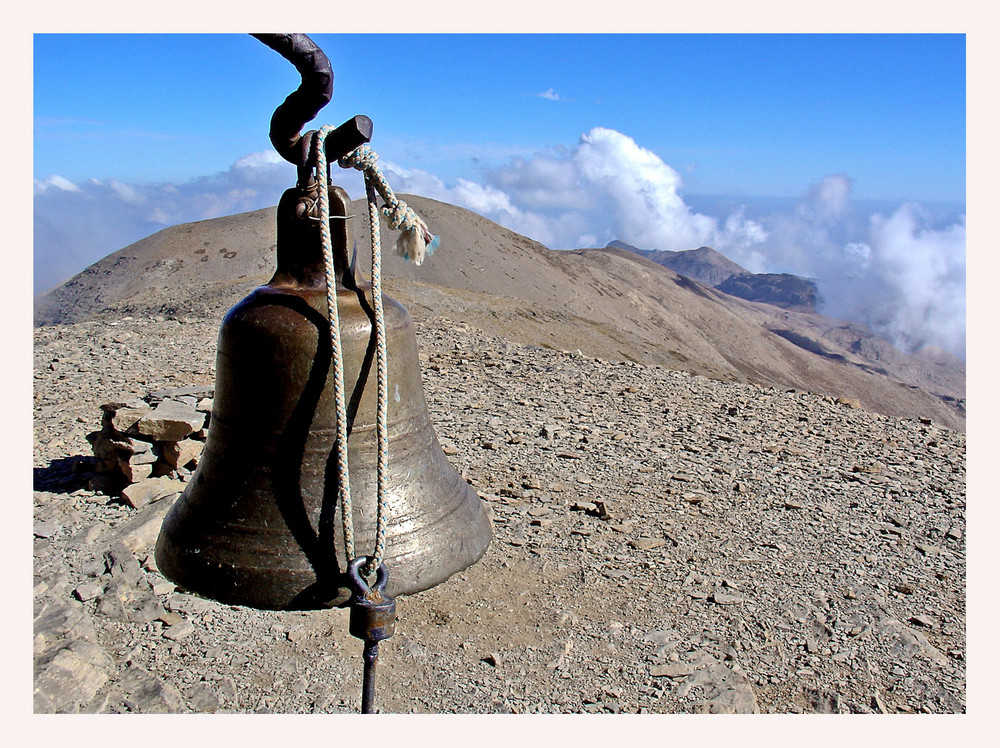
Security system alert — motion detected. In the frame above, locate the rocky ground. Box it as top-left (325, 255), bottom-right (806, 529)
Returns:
top-left (32, 312), bottom-right (966, 714)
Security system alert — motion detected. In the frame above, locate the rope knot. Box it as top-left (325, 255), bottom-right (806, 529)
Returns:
top-left (381, 199), bottom-right (415, 232)
top-left (338, 144), bottom-right (378, 171)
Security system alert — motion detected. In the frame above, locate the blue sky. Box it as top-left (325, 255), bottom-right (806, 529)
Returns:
top-left (35, 33), bottom-right (965, 201)
top-left (33, 30), bottom-right (968, 358)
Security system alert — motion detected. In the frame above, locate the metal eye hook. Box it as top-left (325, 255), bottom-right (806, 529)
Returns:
top-left (347, 556), bottom-right (389, 596)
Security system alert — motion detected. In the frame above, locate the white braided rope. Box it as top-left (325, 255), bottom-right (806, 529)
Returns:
top-left (313, 130), bottom-right (416, 581)
top-left (363, 173), bottom-right (390, 576)
top-left (312, 125), bottom-right (357, 564)
top-left (338, 143), bottom-right (443, 576)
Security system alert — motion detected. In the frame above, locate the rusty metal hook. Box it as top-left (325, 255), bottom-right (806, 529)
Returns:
top-left (251, 33), bottom-right (373, 179)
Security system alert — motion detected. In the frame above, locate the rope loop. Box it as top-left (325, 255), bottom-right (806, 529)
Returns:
top-left (310, 125), bottom-right (358, 565)
top-left (310, 127), bottom-right (391, 580)
top-left (338, 143), bottom-right (378, 172)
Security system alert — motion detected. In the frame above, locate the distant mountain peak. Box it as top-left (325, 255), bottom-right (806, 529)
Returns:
top-left (608, 240), bottom-right (817, 313)
top-left (607, 241), bottom-right (748, 289)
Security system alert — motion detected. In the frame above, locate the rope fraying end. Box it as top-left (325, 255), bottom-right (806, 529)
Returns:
top-left (394, 226), bottom-right (439, 266)
top-left (339, 144), bottom-right (440, 266)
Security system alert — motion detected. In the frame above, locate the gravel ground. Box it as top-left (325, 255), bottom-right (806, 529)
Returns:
top-left (33, 313), bottom-right (966, 715)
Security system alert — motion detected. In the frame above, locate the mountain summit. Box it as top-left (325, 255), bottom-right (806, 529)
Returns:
top-left (608, 241), bottom-right (819, 312)
top-left (607, 242), bottom-right (749, 288)
top-left (35, 195), bottom-right (964, 431)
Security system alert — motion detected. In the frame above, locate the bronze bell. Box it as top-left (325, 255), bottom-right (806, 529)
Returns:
top-left (154, 182), bottom-right (492, 609)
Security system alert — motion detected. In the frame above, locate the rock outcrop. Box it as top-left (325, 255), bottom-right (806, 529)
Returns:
top-left (715, 272), bottom-right (818, 313)
top-left (610, 242), bottom-right (820, 313)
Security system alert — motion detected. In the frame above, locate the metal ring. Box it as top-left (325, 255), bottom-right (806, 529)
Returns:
top-left (347, 557), bottom-right (388, 595)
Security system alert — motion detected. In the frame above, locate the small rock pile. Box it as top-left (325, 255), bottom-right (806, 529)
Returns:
top-left (86, 386), bottom-right (212, 508)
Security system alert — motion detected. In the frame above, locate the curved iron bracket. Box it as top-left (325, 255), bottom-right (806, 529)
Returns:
top-left (252, 33), bottom-right (373, 174)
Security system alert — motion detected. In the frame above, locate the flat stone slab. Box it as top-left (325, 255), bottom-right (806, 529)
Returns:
top-left (133, 400), bottom-right (205, 442)
top-left (116, 491), bottom-right (182, 553)
top-left (121, 476), bottom-right (185, 510)
top-left (34, 647), bottom-right (109, 713)
top-left (650, 662), bottom-right (696, 678)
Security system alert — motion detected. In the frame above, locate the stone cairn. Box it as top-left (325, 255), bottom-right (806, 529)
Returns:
top-left (87, 386), bottom-right (213, 508)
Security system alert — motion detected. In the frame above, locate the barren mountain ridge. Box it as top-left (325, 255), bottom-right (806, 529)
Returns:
top-left (35, 195), bottom-right (965, 432)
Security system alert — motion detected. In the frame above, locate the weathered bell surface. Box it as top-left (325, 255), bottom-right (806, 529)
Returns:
top-left (155, 183), bottom-right (492, 609)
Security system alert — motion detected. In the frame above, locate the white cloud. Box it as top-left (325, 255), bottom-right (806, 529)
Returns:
top-left (536, 88), bottom-right (562, 101)
top-left (33, 174), bottom-right (80, 193)
top-left (33, 155), bottom-right (299, 295)
top-left (233, 150), bottom-right (284, 169)
top-left (861, 204), bottom-right (966, 356)
top-left (799, 173), bottom-right (853, 223)
top-left (108, 179), bottom-right (145, 205)
top-left (483, 127), bottom-right (767, 256)
top-left (488, 152), bottom-right (589, 210)
top-left (451, 178), bottom-right (518, 216)
top-left (844, 241), bottom-right (871, 273)
top-left (745, 179), bottom-right (966, 358)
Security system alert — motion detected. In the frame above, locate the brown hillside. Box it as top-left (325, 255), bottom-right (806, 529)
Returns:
top-left (34, 194), bottom-right (965, 431)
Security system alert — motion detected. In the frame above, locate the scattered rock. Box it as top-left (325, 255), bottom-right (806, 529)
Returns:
top-left (878, 618), bottom-right (947, 663)
top-left (32, 315), bottom-right (966, 714)
top-left (95, 542), bottom-right (165, 624)
top-left (115, 491), bottom-right (182, 553)
top-left (72, 582), bottom-right (103, 602)
top-left (118, 663), bottom-right (188, 713)
top-left (34, 646), bottom-right (110, 713)
top-left (164, 593), bottom-right (217, 616)
top-left (162, 620), bottom-right (195, 641)
top-left (679, 663), bottom-right (759, 714)
top-left (710, 592), bottom-right (744, 606)
top-left (650, 662), bottom-right (695, 678)
top-left (34, 521), bottom-right (58, 539)
top-left (120, 476), bottom-right (184, 509)
top-left (630, 537), bottom-right (666, 551)
top-left (186, 682), bottom-right (221, 712)
top-left (805, 687), bottom-right (841, 714)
